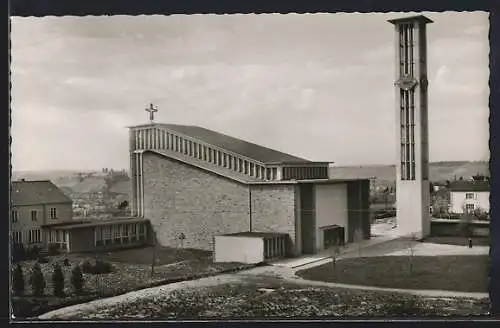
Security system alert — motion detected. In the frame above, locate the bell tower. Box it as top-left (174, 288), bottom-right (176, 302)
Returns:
top-left (388, 15), bottom-right (433, 239)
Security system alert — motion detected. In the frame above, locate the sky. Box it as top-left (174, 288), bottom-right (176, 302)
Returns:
top-left (10, 12), bottom-right (490, 172)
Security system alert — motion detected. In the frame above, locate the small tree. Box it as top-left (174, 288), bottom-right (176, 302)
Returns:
top-left (330, 240), bottom-right (342, 279)
top-left (353, 228), bottom-right (364, 257)
top-left (460, 204), bottom-right (474, 239)
top-left (70, 265), bottom-right (84, 295)
top-left (12, 264), bottom-right (25, 296)
top-left (407, 233), bottom-right (417, 276)
top-left (52, 263), bottom-right (65, 297)
top-left (473, 207), bottom-right (489, 221)
top-left (12, 243), bottom-right (26, 262)
top-left (29, 263), bottom-right (46, 297)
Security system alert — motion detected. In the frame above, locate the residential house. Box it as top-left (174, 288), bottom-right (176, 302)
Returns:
top-left (11, 180), bottom-right (73, 249)
top-left (449, 180), bottom-right (490, 215)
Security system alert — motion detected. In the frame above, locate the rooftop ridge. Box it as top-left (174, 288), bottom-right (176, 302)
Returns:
top-left (130, 122), bottom-right (313, 164)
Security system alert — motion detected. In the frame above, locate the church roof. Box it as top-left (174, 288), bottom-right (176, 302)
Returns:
top-left (140, 149), bottom-right (261, 184)
top-left (139, 149), bottom-right (365, 186)
top-left (11, 180), bottom-right (73, 206)
top-left (158, 123), bottom-right (310, 164)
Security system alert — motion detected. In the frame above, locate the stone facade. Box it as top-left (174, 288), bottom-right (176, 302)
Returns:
top-left (250, 184), bottom-right (298, 255)
top-left (140, 151), bottom-right (370, 255)
top-left (142, 152), bottom-right (251, 251)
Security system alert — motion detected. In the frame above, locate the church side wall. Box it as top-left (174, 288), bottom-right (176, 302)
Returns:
top-left (142, 152), bottom-right (250, 251)
top-left (250, 184), bottom-right (298, 256)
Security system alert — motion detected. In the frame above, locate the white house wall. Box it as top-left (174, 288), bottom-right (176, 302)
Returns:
top-left (314, 183), bottom-right (348, 249)
top-left (214, 236), bottom-right (264, 264)
top-left (450, 191), bottom-right (490, 214)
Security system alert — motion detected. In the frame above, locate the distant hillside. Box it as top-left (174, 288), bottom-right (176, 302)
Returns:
top-left (109, 180), bottom-right (131, 194)
top-left (329, 161), bottom-right (489, 183)
top-left (13, 161), bottom-right (488, 195)
top-left (70, 177), bottom-right (108, 193)
top-left (12, 170), bottom-right (128, 194)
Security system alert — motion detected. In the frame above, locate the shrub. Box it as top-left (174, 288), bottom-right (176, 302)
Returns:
top-left (12, 264), bottom-right (25, 296)
top-left (48, 243), bottom-right (60, 256)
top-left (80, 259), bottom-right (113, 275)
top-left (80, 259), bottom-right (93, 274)
top-left (70, 265), bottom-right (84, 294)
top-left (91, 260), bottom-right (113, 274)
top-left (29, 263), bottom-right (46, 297)
top-left (52, 263), bottom-right (65, 297)
top-left (37, 257), bottom-right (50, 264)
top-left (12, 244), bottom-right (26, 262)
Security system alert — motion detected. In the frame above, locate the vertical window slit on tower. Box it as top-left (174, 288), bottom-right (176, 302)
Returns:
top-left (403, 24), bottom-right (408, 75)
top-left (410, 89), bottom-right (416, 180)
top-left (400, 89), bottom-right (413, 181)
top-left (409, 23), bottom-right (414, 76)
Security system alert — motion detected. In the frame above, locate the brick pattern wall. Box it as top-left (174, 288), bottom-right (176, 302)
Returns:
top-left (250, 184), bottom-right (297, 255)
top-left (142, 152), bottom-right (250, 251)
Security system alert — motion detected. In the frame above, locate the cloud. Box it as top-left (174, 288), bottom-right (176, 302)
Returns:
top-left (10, 13), bottom-right (490, 170)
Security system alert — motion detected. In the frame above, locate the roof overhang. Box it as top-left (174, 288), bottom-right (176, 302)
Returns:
top-left (387, 15), bottom-right (434, 25)
top-left (42, 217), bottom-right (150, 230)
top-left (265, 161), bottom-right (332, 166)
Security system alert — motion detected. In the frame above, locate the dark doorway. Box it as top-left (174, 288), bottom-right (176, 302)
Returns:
top-left (300, 184), bottom-right (316, 254)
top-left (323, 225), bottom-right (345, 249)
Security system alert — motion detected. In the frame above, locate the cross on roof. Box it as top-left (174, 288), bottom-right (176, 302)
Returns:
top-left (145, 103), bottom-right (158, 123)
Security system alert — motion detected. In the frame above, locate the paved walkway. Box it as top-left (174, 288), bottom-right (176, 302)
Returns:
top-left (271, 235), bottom-right (400, 269)
top-left (279, 275), bottom-right (489, 299)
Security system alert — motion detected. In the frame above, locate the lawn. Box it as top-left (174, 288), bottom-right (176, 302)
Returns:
top-left (296, 255), bottom-right (489, 293)
top-left (11, 246), bottom-right (254, 318)
top-left (59, 276), bottom-right (490, 319)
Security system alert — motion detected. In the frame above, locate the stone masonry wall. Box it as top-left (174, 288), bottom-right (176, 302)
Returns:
top-left (142, 152), bottom-right (250, 251)
top-left (250, 184), bottom-right (297, 255)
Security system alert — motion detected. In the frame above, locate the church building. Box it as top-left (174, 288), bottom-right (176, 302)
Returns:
top-left (128, 120), bottom-right (371, 257)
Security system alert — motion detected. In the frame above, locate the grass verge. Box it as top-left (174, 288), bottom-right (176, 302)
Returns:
top-left (296, 255), bottom-right (489, 293)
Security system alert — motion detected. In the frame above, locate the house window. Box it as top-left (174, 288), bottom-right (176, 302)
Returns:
top-left (465, 204), bottom-right (475, 212)
top-left (122, 224), bottom-right (130, 243)
top-left (11, 210), bottom-right (18, 223)
top-left (95, 226), bottom-right (103, 247)
top-left (103, 226), bottom-right (112, 245)
top-left (49, 229), bottom-right (68, 250)
top-left (12, 231), bottom-right (22, 244)
top-left (131, 224), bottom-right (138, 241)
top-left (28, 229), bottom-right (41, 244)
top-left (50, 207), bottom-right (57, 219)
top-left (465, 193), bottom-right (474, 199)
top-left (113, 225), bottom-right (121, 244)
top-left (31, 210), bottom-right (38, 222)
top-left (138, 223), bottom-right (146, 242)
